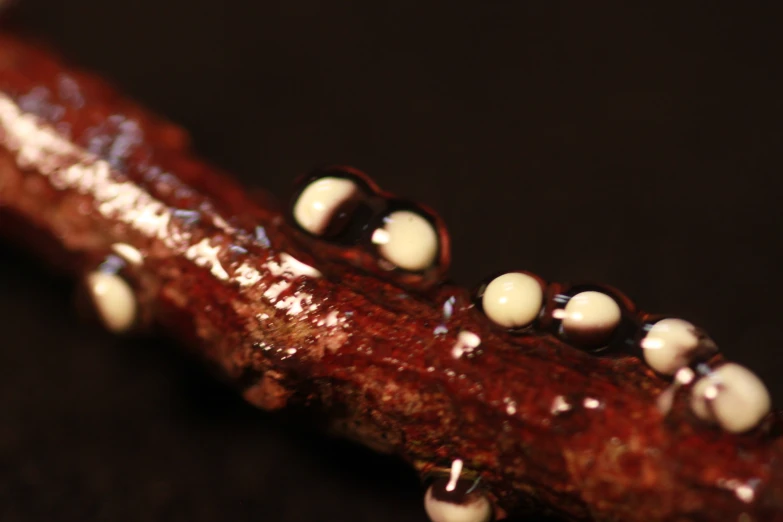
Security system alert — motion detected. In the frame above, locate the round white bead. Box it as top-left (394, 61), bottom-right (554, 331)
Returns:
top-left (641, 318), bottom-right (701, 375)
top-left (292, 176), bottom-right (359, 236)
top-left (691, 363), bottom-right (771, 433)
top-left (372, 210), bottom-right (438, 271)
top-left (86, 271), bottom-right (137, 333)
top-left (424, 486), bottom-right (492, 522)
top-left (560, 291), bottom-right (621, 346)
top-left (482, 272), bottom-right (543, 329)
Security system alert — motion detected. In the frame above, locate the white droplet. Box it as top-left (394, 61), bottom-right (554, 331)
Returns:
top-left (111, 243), bottom-right (143, 265)
top-left (445, 459), bottom-right (463, 492)
top-left (452, 330), bottom-right (481, 358)
top-left (735, 483), bottom-right (756, 503)
top-left (691, 363), bottom-right (771, 433)
top-left (583, 397), bottom-right (602, 409)
top-left (675, 366), bottom-right (696, 386)
top-left (657, 367), bottom-right (696, 415)
top-left (481, 272), bottom-right (543, 329)
top-left (550, 395), bottom-right (572, 415)
top-left (656, 386), bottom-right (676, 415)
top-left (424, 486), bottom-right (492, 522)
top-left (292, 176), bottom-right (359, 236)
top-left (279, 253), bottom-right (322, 278)
top-left (372, 210), bottom-right (438, 271)
top-left (86, 271), bottom-right (137, 333)
top-left (561, 291), bottom-right (621, 346)
top-left (641, 318), bottom-right (708, 375)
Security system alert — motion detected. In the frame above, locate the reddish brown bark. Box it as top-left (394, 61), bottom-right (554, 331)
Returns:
top-left (0, 34), bottom-right (781, 521)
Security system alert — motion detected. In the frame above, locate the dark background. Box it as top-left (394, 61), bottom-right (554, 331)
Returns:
top-left (1, 2), bottom-right (782, 521)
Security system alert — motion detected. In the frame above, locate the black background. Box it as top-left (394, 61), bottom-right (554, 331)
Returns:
top-left (1, 2), bottom-right (783, 521)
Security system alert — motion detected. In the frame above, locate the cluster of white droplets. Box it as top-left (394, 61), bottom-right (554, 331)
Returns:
top-left (290, 172), bottom-right (775, 522)
top-left (479, 270), bottom-right (771, 435)
top-left (293, 175), bottom-right (441, 272)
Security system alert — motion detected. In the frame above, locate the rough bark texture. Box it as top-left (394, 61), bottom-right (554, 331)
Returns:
top-left (1, 33), bottom-right (782, 522)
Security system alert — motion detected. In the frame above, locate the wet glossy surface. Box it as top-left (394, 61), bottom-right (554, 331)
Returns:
top-left (1, 16), bottom-right (783, 520)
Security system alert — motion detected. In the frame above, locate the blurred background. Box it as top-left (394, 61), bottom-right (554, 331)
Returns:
top-left (1, 2), bottom-right (782, 521)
